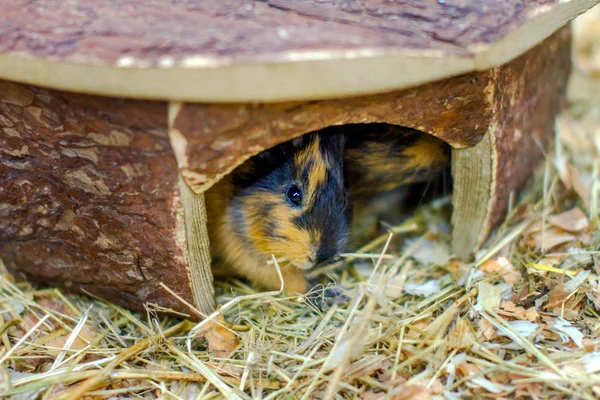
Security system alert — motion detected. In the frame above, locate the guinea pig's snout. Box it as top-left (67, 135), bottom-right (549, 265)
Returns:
top-left (293, 257), bottom-right (316, 270)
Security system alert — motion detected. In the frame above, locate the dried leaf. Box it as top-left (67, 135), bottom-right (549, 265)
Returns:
top-left (45, 325), bottom-right (96, 351)
top-left (546, 282), bottom-right (572, 310)
top-left (195, 315), bottom-right (239, 358)
top-left (563, 362), bottom-right (587, 377)
top-left (548, 208), bottom-right (589, 232)
top-left (583, 352), bottom-right (600, 373)
top-left (551, 307), bottom-right (580, 321)
top-left (503, 272), bottom-right (522, 286)
top-left (447, 260), bottom-right (470, 280)
top-left (565, 270), bottom-right (591, 292)
top-left (500, 301), bottom-right (518, 312)
top-left (37, 296), bottom-right (72, 316)
top-left (391, 385), bottom-right (431, 400)
top-left (498, 321), bottom-right (538, 338)
top-left (429, 379), bottom-right (445, 395)
top-left (499, 301), bottom-right (528, 320)
top-left (515, 382), bottom-right (544, 398)
top-left (382, 273), bottom-right (406, 299)
top-left (587, 290), bottom-right (600, 310)
top-left (457, 361), bottom-right (481, 377)
top-left (406, 319), bottom-right (434, 339)
top-left (410, 239), bottom-right (451, 266)
top-left (532, 229), bottom-right (576, 250)
top-left (510, 285), bottom-right (531, 305)
top-left (480, 257), bottom-right (522, 285)
top-left (480, 259), bottom-right (503, 274)
top-left (569, 164), bottom-right (591, 211)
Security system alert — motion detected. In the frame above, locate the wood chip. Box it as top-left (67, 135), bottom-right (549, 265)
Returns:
top-left (478, 318), bottom-right (497, 341)
top-left (477, 282), bottom-right (501, 310)
top-left (524, 307), bottom-right (540, 322)
top-left (448, 318), bottom-right (473, 350)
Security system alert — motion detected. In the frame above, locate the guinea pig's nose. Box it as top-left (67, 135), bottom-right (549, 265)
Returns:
top-left (316, 247), bottom-right (337, 265)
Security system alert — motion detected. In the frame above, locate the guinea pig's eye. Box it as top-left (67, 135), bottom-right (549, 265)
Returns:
top-left (286, 184), bottom-right (303, 206)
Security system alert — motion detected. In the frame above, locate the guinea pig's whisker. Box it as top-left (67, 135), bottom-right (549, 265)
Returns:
top-left (340, 253), bottom-right (395, 259)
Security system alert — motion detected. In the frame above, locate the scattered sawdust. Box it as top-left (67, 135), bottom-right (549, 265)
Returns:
top-left (1, 7), bottom-right (600, 399)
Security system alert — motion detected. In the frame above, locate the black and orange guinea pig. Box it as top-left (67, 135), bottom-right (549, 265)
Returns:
top-left (344, 123), bottom-right (450, 200)
top-left (205, 131), bottom-right (351, 294)
top-left (344, 123), bottom-right (451, 244)
top-left (206, 123), bottom-right (450, 294)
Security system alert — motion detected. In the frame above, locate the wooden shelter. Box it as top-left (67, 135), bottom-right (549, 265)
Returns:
top-left (1, 0), bottom-right (597, 318)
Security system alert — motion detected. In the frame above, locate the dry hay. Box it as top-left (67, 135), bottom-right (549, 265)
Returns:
top-left (1, 8), bottom-right (600, 400)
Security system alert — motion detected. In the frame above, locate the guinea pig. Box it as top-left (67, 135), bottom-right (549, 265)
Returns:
top-left (205, 130), bottom-right (351, 294)
top-left (344, 123), bottom-right (450, 200)
top-left (344, 124), bottom-right (451, 243)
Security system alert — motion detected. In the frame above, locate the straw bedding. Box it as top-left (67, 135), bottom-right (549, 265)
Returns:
top-left (1, 7), bottom-right (599, 399)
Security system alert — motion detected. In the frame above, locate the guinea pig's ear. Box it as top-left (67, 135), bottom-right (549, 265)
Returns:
top-left (327, 129), bottom-right (347, 156)
top-left (292, 136), bottom-right (305, 148)
top-left (338, 130), bottom-right (348, 146)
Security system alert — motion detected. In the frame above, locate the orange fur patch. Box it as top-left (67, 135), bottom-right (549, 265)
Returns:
top-left (242, 191), bottom-right (314, 265)
top-left (205, 177), bottom-right (310, 292)
top-left (346, 132), bottom-right (449, 193)
top-left (294, 136), bottom-right (328, 211)
top-left (401, 135), bottom-right (449, 172)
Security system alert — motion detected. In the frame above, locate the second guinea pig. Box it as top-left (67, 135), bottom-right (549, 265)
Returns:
top-left (344, 123), bottom-right (451, 244)
top-left (344, 123), bottom-right (450, 199)
top-left (205, 130), bottom-right (351, 294)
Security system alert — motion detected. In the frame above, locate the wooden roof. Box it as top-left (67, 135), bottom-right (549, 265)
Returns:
top-left (0, 0), bottom-right (597, 101)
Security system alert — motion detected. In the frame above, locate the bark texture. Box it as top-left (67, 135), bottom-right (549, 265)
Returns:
top-left (0, 85), bottom-right (200, 316)
top-left (488, 26), bottom-right (571, 228)
top-left (171, 72), bottom-right (491, 193)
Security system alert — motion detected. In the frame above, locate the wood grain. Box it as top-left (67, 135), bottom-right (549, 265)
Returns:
top-left (451, 26), bottom-right (572, 256)
top-left (0, 0), bottom-right (556, 64)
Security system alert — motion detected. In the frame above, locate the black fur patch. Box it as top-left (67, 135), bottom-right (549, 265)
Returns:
top-left (230, 128), bottom-right (351, 263)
